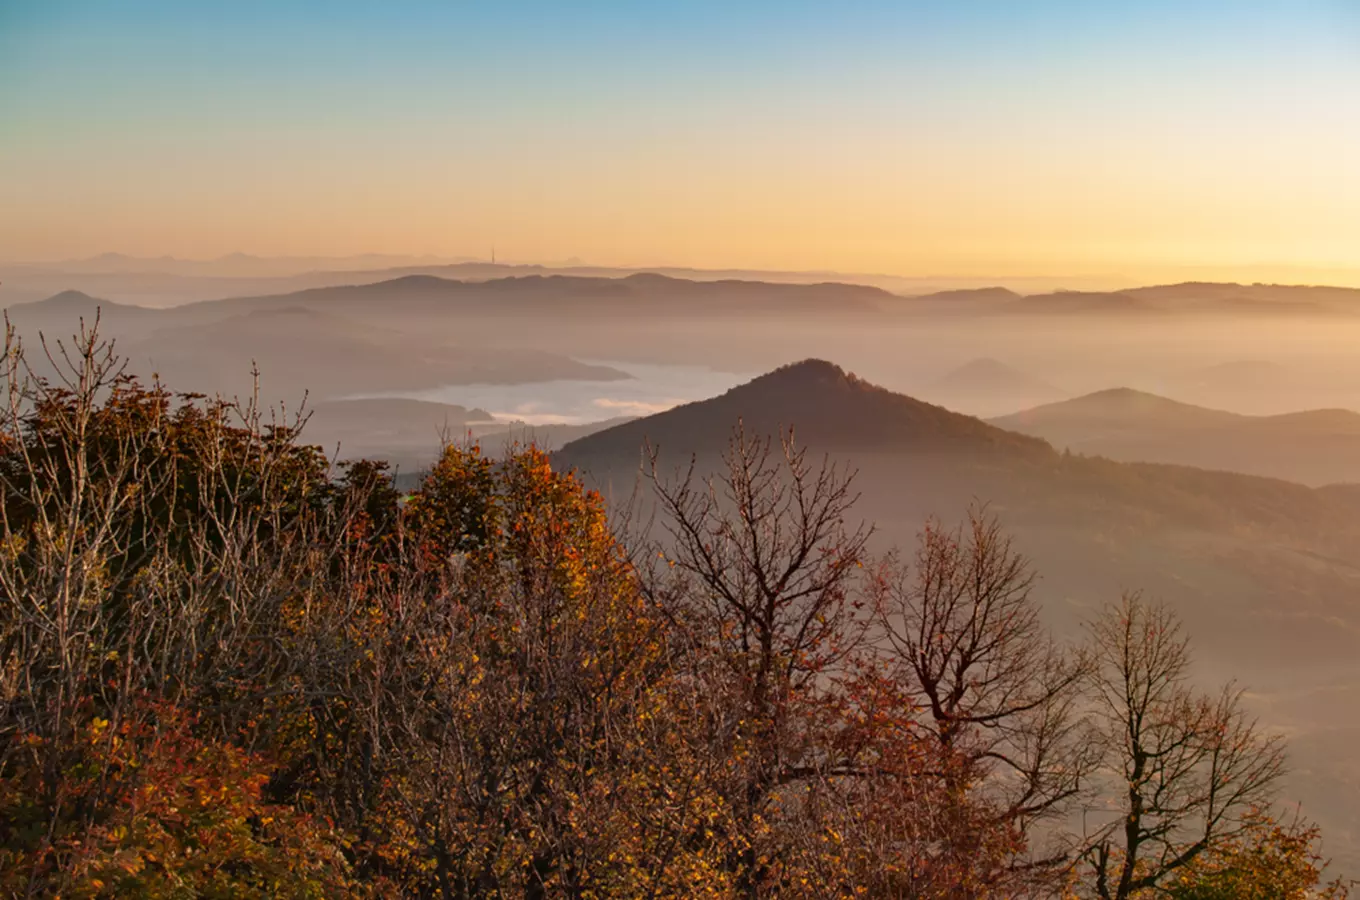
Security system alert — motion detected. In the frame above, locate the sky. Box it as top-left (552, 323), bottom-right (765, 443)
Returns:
top-left (2, 0), bottom-right (1359, 283)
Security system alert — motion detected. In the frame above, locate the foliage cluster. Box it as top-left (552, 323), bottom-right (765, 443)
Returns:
top-left (0, 326), bottom-right (1347, 898)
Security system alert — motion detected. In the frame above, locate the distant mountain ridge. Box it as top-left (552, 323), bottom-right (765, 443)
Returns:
top-left (551, 358), bottom-right (1360, 867)
top-left (12, 275), bottom-right (1360, 321)
top-left (555, 359), bottom-right (1360, 549)
top-left (994, 388), bottom-right (1244, 429)
top-left (165, 272), bottom-right (899, 323)
top-left (906, 281), bottom-right (1360, 315)
top-left (7, 288), bottom-right (148, 316)
top-left (200, 276), bottom-right (1360, 318)
top-left (992, 388), bottom-right (1360, 486)
top-left (5, 255), bottom-right (1110, 305)
top-left (107, 305), bottom-right (629, 402)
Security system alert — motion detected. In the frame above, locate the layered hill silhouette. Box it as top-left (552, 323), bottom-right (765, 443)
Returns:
top-left (1123, 281), bottom-right (1356, 312)
top-left (183, 276), bottom-right (1360, 322)
top-left (9, 273), bottom-right (1360, 320)
top-left (994, 387), bottom-right (1240, 431)
top-left (160, 273), bottom-right (897, 326)
top-left (905, 281), bottom-right (1360, 315)
top-left (554, 360), bottom-right (1053, 467)
top-left (1, 276), bottom-right (897, 365)
top-left (115, 306), bottom-right (627, 401)
top-left (4, 289), bottom-right (154, 334)
top-left (0, 255), bottom-right (1099, 308)
top-left (992, 388), bottom-right (1360, 486)
top-left (556, 360), bottom-right (1360, 544)
top-left (3, 277), bottom-right (900, 383)
top-left (555, 360), bottom-right (1360, 861)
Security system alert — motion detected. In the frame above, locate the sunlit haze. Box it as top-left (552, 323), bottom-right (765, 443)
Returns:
top-left (8, 1), bottom-right (1360, 889)
top-left (3, 0), bottom-right (1359, 283)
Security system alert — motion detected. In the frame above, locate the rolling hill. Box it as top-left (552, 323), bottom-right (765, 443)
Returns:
top-left (161, 272), bottom-right (898, 327)
top-left (556, 360), bottom-right (1360, 865)
top-left (557, 360), bottom-right (1360, 543)
top-left (902, 282), bottom-right (1360, 316)
top-left (993, 389), bottom-right (1360, 486)
top-left (115, 306), bottom-right (628, 401)
top-left (991, 388), bottom-right (1241, 436)
top-left (4, 289), bottom-right (155, 335)
top-left (554, 359), bottom-right (1053, 469)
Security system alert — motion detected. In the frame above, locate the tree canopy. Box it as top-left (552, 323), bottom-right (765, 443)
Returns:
top-left (0, 327), bottom-right (1348, 898)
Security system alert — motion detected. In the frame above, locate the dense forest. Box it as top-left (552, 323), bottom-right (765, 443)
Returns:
top-left (0, 325), bottom-right (1349, 899)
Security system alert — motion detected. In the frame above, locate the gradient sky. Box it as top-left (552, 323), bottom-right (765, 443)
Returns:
top-left (2, 0), bottom-right (1358, 281)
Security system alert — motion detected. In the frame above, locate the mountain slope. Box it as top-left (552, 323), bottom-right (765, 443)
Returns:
top-left (993, 389), bottom-right (1360, 486)
top-left (119, 307), bottom-right (628, 400)
top-left (1124, 281), bottom-right (1357, 312)
top-left (555, 359), bottom-right (1054, 468)
top-left (164, 273), bottom-right (898, 327)
top-left (557, 361), bottom-right (1359, 542)
top-left (992, 388), bottom-right (1243, 433)
top-left (554, 361), bottom-right (1360, 866)
top-left (5, 289), bottom-right (154, 334)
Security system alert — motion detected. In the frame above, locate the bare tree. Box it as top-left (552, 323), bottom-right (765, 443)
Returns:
top-left (647, 422), bottom-right (877, 896)
top-left (875, 504), bottom-right (1093, 892)
top-left (1081, 593), bottom-right (1287, 900)
top-left (0, 320), bottom-right (378, 892)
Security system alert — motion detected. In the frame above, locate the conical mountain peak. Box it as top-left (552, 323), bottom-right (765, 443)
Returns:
top-left (556, 359), bottom-right (1053, 466)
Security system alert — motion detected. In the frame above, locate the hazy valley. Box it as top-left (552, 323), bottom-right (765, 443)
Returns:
top-left (9, 4), bottom-right (1359, 893)
top-left (7, 262), bottom-right (1360, 884)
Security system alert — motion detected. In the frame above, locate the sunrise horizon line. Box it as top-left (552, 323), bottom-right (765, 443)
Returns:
top-left (10, 250), bottom-right (1360, 289)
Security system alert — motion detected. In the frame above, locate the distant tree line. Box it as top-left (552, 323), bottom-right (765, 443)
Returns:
top-left (0, 323), bottom-right (1348, 898)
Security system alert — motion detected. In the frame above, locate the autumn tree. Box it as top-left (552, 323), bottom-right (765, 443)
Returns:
top-left (1081, 593), bottom-right (1288, 900)
top-left (312, 442), bottom-right (728, 898)
top-left (873, 505), bottom-right (1093, 893)
top-left (647, 424), bottom-right (880, 896)
top-left (2, 320), bottom-right (1347, 899)
top-left (1167, 807), bottom-right (1351, 900)
top-left (0, 321), bottom-right (365, 896)
top-left (0, 701), bottom-right (358, 898)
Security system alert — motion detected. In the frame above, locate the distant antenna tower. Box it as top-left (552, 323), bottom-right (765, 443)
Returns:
top-left (491, 245), bottom-right (496, 265)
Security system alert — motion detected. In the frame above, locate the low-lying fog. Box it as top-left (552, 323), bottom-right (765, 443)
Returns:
top-left (13, 277), bottom-right (1360, 871)
top-left (346, 361), bottom-right (756, 425)
top-left (338, 314), bottom-right (1360, 425)
top-left (539, 314), bottom-right (1360, 419)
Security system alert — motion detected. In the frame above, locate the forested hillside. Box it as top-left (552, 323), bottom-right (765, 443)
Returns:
top-left (0, 330), bottom-right (1349, 898)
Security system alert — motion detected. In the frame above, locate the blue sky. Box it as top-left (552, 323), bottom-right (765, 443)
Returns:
top-left (2, 0), bottom-right (1357, 278)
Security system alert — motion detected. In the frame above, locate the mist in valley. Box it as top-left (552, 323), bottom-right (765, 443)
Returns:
top-left (6, 0), bottom-right (1360, 893)
top-left (8, 260), bottom-right (1360, 896)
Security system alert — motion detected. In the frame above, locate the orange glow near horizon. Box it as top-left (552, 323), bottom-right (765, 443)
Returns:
top-left (2, 1), bottom-right (1358, 287)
